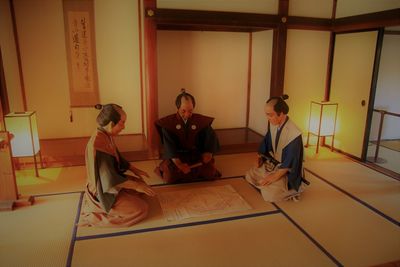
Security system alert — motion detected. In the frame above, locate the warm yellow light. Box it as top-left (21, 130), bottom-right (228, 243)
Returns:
top-left (308, 101), bottom-right (338, 137)
top-left (4, 112), bottom-right (40, 157)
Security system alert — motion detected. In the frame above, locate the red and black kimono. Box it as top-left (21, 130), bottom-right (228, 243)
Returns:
top-left (155, 113), bottom-right (221, 183)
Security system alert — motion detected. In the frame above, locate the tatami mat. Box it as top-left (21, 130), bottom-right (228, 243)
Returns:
top-left (0, 193), bottom-right (81, 267)
top-left (305, 157), bottom-right (400, 222)
top-left (277, 172), bottom-right (400, 267)
top-left (367, 144), bottom-right (400, 175)
top-left (17, 166), bottom-right (86, 196)
top-left (6, 151), bottom-right (400, 267)
top-left (72, 213), bottom-right (337, 267)
top-left (215, 152), bottom-right (257, 178)
top-left (77, 177), bottom-right (276, 238)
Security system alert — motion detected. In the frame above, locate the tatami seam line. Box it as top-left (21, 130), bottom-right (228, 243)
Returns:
top-left (66, 192), bottom-right (84, 267)
top-left (272, 203), bottom-right (344, 267)
top-left (33, 191), bottom-right (84, 198)
top-left (75, 210), bottom-right (281, 241)
top-left (304, 167), bottom-right (400, 227)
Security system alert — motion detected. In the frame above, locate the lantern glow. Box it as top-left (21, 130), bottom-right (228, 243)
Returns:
top-left (306, 101), bottom-right (338, 153)
top-left (4, 111), bottom-right (42, 176)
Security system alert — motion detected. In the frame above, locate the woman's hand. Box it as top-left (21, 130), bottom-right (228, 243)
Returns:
top-left (134, 182), bottom-right (156, 197)
top-left (130, 165), bottom-right (150, 180)
top-left (117, 180), bottom-right (156, 196)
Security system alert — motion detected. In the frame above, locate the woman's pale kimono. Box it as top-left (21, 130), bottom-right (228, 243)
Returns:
top-left (79, 129), bottom-right (148, 227)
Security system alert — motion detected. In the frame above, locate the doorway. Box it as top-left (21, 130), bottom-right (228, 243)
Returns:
top-left (366, 27), bottom-right (400, 176)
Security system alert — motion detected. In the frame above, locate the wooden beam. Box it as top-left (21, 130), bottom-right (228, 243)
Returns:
top-left (324, 0), bottom-right (337, 101)
top-left (334, 8), bottom-right (400, 33)
top-left (149, 8), bottom-right (279, 31)
top-left (149, 7), bottom-right (400, 34)
top-left (270, 0), bottom-right (288, 97)
top-left (384, 30), bottom-right (400, 35)
top-left (143, 0), bottom-right (159, 149)
top-left (287, 16), bottom-right (332, 31)
top-left (9, 0), bottom-right (27, 111)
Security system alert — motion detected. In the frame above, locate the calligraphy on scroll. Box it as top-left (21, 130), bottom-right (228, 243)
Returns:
top-left (63, 0), bottom-right (99, 107)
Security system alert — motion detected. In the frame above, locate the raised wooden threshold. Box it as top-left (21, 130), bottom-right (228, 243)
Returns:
top-left (14, 128), bottom-right (263, 168)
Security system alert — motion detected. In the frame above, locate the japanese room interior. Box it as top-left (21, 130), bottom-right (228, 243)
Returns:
top-left (0, 0), bottom-right (399, 267)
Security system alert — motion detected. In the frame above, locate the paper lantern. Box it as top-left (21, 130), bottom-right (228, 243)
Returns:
top-left (306, 101), bottom-right (338, 153)
top-left (4, 111), bottom-right (42, 176)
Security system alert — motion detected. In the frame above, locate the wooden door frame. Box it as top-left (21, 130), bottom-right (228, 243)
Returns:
top-left (0, 47), bottom-right (9, 128)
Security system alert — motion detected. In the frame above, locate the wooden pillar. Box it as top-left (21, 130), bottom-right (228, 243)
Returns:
top-left (270, 0), bottom-right (288, 97)
top-left (143, 0), bottom-right (159, 150)
top-left (324, 0), bottom-right (337, 101)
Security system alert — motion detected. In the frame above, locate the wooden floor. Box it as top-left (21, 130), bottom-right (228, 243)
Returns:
top-left (21, 128), bottom-right (263, 168)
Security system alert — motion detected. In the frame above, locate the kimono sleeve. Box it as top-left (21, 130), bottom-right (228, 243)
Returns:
top-left (279, 135), bottom-right (304, 190)
top-left (258, 131), bottom-right (273, 155)
top-left (198, 126), bottom-right (220, 153)
top-left (117, 150), bottom-right (130, 171)
top-left (161, 128), bottom-right (179, 159)
top-left (96, 151), bottom-right (128, 194)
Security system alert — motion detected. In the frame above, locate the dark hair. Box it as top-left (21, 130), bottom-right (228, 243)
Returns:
top-left (95, 103), bottom-right (123, 126)
top-left (175, 88), bottom-right (196, 109)
top-left (266, 94), bottom-right (289, 115)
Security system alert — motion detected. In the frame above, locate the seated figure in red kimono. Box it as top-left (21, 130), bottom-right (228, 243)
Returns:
top-left (155, 89), bottom-right (221, 183)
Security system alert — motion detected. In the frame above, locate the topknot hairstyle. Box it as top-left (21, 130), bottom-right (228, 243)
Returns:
top-left (95, 103), bottom-right (123, 127)
top-left (266, 94), bottom-right (289, 115)
top-left (175, 88), bottom-right (196, 109)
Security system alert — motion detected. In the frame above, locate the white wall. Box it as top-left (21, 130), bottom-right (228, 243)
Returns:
top-left (157, 30), bottom-right (249, 129)
top-left (370, 34), bottom-right (400, 140)
top-left (284, 30), bottom-right (330, 134)
top-left (95, 0), bottom-right (142, 134)
top-left (8, 0), bottom-right (143, 139)
top-left (248, 30), bottom-right (273, 135)
top-left (289, 0), bottom-right (333, 18)
top-left (336, 0), bottom-right (400, 18)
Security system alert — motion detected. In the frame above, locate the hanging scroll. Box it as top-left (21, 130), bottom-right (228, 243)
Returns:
top-left (63, 0), bottom-right (99, 107)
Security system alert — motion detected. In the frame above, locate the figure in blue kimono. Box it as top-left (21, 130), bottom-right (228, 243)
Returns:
top-left (246, 95), bottom-right (308, 202)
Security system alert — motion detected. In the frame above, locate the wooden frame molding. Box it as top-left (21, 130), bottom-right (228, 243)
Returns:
top-left (333, 8), bottom-right (400, 33)
top-left (148, 8), bottom-right (279, 32)
top-left (9, 0), bottom-right (27, 111)
top-left (147, 8), bottom-right (400, 33)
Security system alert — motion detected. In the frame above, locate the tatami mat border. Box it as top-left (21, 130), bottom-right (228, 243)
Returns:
top-left (272, 202), bottom-right (343, 267)
top-left (304, 168), bottom-right (400, 227)
top-left (33, 191), bottom-right (84, 198)
top-left (150, 175), bottom-right (246, 187)
top-left (76, 210), bottom-right (281, 241)
top-left (66, 192), bottom-right (84, 267)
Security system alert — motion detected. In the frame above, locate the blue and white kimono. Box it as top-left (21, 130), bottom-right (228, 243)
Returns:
top-left (246, 117), bottom-right (305, 202)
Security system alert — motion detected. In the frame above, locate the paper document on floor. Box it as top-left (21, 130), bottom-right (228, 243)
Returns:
top-left (158, 184), bottom-right (252, 221)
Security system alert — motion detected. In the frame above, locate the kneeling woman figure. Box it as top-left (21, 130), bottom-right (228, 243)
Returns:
top-left (80, 104), bottom-right (156, 227)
